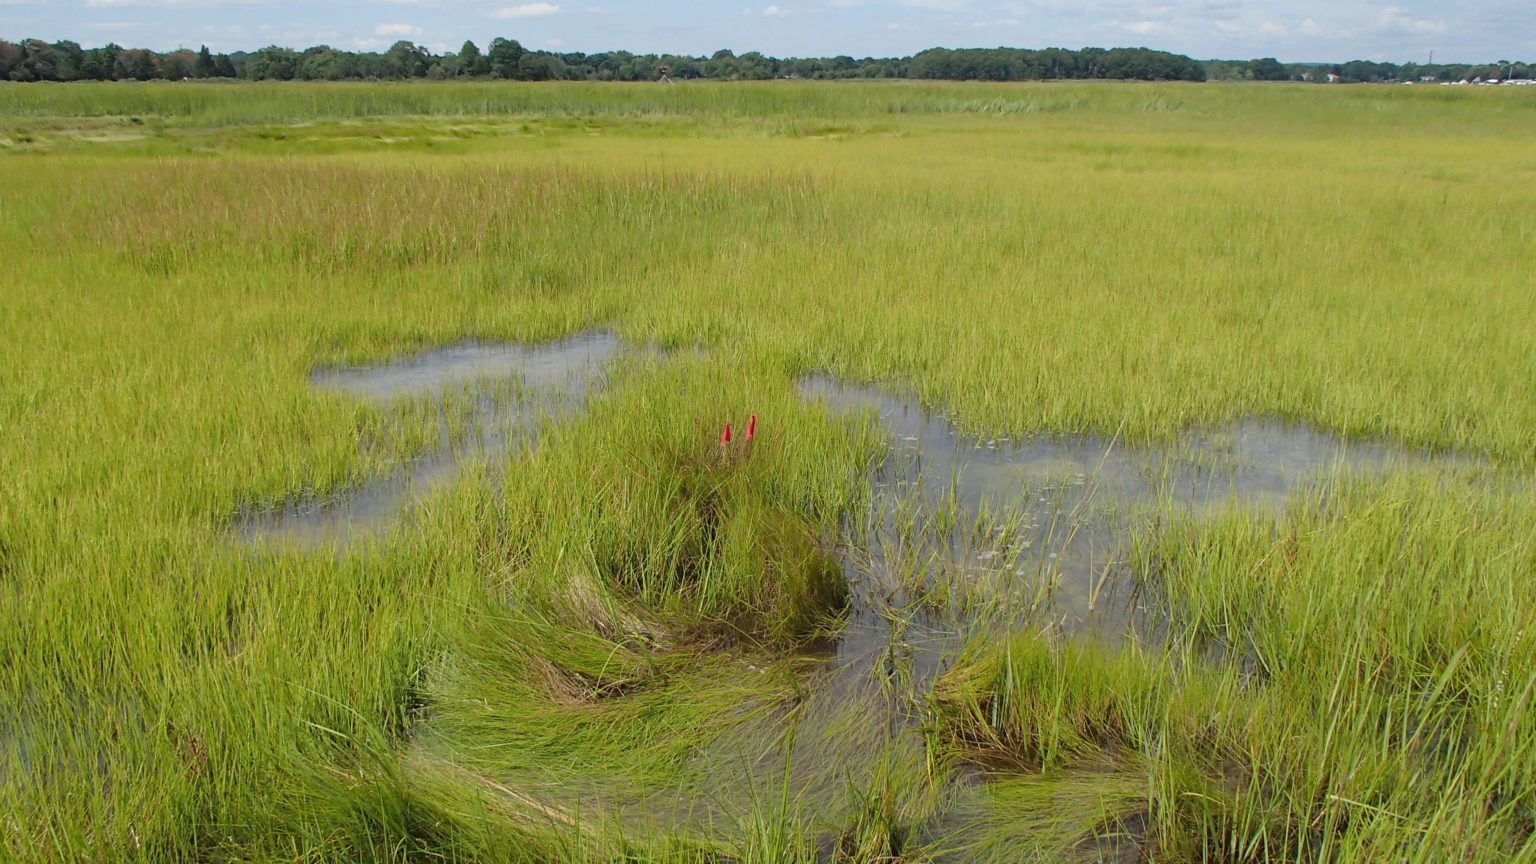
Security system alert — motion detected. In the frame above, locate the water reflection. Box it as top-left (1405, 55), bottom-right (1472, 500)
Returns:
top-left (804, 375), bottom-right (1446, 662)
top-left (238, 331), bottom-right (621, 547)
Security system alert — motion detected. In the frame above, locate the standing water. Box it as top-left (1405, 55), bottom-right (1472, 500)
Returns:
top-left (802, 376), bottom-right (1448, 658)
top-left (236, 331), bottom-right (622, 547)
top-left (777, 376), bottom-right (1467, 857)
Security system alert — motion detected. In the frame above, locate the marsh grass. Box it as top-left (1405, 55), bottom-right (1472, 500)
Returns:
top-left (2, 81), bottom-right (1534, 862)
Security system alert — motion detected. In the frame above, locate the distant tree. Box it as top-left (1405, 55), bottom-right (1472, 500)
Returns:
top-left (1202, 60), bottom-right (1246, 81)
top-left (735, 50), bottom-right (775, 79)
top-left (122, 49), bottom-right (159, 81)
top-left (77, 52), bottom-right (104, 79)
top-left (298, 47), bottom-right (351, 80)
top-left (214, 53), bottom-right (237, 78)
top-left (458, 39), bottom-right (488, 76)
top-left (905, 45), bottom-right (1200, 82)
top-left (75, 43), bottom-right (119, 80)
top-left (0, 40), bottom-right (20, 80)
top-left (517, 52), bottom-right (565, 80)
top-left (706, 48), bottom-right (737, 79)
top-left (1339, 59), bottom-right (1397, 82)
top-left (907, 48), bottom-right (952, 79)
top-left (385, 40), bottom-right (429, 78)
top-left (20, 39), bottom-right (59, 81)
top-left (662, 54), bottom-right (702, 79)
top-left (1077, 47), bottom-right (1106, 78)
top-left (1248, 57), bottom-right (1288, 80)
top-left (162, 50), bottom-right (195, 80)
top-left (49, 40), bottom-right (85, 80)
top-left (487, 37), bottom-right (525, 79)
top-left (245, 46), bottom-right (300, 80)
top-left (195, 45), bottom-right (215, 78)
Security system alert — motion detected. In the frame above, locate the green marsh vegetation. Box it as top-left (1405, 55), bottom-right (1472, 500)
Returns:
top-left (2, 80), bottom-right (1535, 862)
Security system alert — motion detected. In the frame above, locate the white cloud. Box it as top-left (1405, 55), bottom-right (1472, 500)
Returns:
top-left (966, 17), bottom-right (1020, 28)
top-left (761, 4), bottom-right (791, 16)
top-left (886, 20), bottom-right (918, 29)
top-left (1006, 0), bottom-right (1083, 18)
top-left (1124, 19), bottom-right (1174, 34)
top-left (1191, 0), bottom-right (1241, 21)
top-left (1215, 18), bottom-right (1285, 37)
top-left (84, 0), bottom-right (265, 7)
top-left (543, 37), bottom-right (563, 45)
top-left (270, 25), bottom-right (341, 41)
top-left (1297, 17), bottom-right (1326, 36)
top-left (373, 23), bottom-right (422, 36)
top-left (487, 2), bottom-right (559, 19)
top-left (898, 0), bottom-right (966, 10)
top-left (1376, 6), bottom-right (1447, 35)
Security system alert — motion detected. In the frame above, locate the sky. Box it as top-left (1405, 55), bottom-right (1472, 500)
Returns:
top-left (2, 0), bottom-right (1530, 64)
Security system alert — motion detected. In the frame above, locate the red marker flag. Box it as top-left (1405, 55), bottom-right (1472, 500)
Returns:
top-left (720, 423), bottom-right (732, 447)
top-left (746, 415), bottom-right (756, 441)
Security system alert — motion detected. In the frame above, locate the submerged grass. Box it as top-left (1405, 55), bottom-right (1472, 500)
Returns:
top-left (932, 467), bottom-right (1536, 861)
top-left (2, 80), bottom-right (1534, 862)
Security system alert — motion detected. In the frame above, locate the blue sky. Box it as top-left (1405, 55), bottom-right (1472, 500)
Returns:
top-left (2, 0), bottom-right (1529, 63)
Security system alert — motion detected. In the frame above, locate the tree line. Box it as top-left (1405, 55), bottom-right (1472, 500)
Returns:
top-left (2, 38), bottom-right (1528, 85)
top-left (1205, 57), bottom-right (1533, 83)
top-left (0, 40), bottom-right (1210, 83)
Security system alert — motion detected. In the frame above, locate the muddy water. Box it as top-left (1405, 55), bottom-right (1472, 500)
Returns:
top-left (237, 331), bottom-right (621, 546)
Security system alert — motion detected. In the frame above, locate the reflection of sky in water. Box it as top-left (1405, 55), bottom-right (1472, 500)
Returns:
top-left (310, 336), bottom-right (620, 402)
top-left (799, 374), bottom-right (1464, 723)
top-left (238, 331), bottom-right (621, 548)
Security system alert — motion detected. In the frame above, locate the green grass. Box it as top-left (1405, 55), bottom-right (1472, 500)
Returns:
top-left (2, 80), bottom-right (1534, 862)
